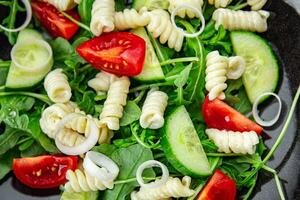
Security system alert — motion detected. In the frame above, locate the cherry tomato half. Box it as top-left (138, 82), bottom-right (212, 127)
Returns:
top-left (13, 155), bottom-right (78, 189)
top-left (31, 0), bottom-right (79, 40)
top-left (202, 96), bottom-right (263, 134)
top-left (77, 32), bottom-right (146, 76)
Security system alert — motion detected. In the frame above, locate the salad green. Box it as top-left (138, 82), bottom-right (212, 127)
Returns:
top-left (0, 0), bottom-right (299, 200)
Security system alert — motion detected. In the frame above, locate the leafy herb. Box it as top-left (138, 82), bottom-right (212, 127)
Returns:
top-left (0, 149), bottom-right (19, 179)
top-left (120, 101), bottom-right (141, 126)
top-left (103, 144), bottom-right (155, 200)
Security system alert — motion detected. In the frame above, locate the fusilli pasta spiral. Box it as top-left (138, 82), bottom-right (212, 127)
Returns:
top-left (90, 0), bottom-right (115, 36)
top-left (44, 68), bottom-right (72, 103)
top-left (39, 102), bottom-right (78, 138)
top-left (247, 0), bottom-right (268, 11)
top-left (88, 72), bottom-right (116, 95)
top-left (205, 50), bottom-right (228, 100)
top-left (227, 56), bottom-right (245, 80)
top-left (147, 9), bottom-right (184, 52)
top-left (208, 0), bottom-right (232, 8)
top-left (168, 0), bottom-right (204, 18)
top-left (56, 114), bottom-right (98, 147)
top-left (140, 89), bottom-right (168, 129)
top-left (206, 129), bottom-right (259, 154)
top-left (99, 76), bottom-right (130, 131)
top-left (115, 8), bottom-right (150, 30)
top-left (43, 0), bottom-right (77, 11)
top-left (212, 8), bottom-right (270, 32)
top-left (131, 176), bottom-right (195, 200)
top-left (64, 169), bottom-right (114, 192)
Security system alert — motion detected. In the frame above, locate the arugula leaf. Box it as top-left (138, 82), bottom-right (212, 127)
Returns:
top-left (37, 134), bottom-right (59, 153)
top-left (120, 101), bottom-right (141, 126)
top-left (92, 144), bottom-right (118, 157)
top-left (78, 0), bottom-right (94, 25)
top-left (0, 148), bottom-right (19, 179)
top-left (174, 63), bottom-right (192, 88)
top-left (0, 126), bottom-right (26, 155)
top-left (103, 144), bottom-right (155, 200)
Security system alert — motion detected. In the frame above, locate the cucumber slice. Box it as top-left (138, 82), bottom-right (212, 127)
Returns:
top-left (131, 28), bottom-right (165, 82)
top-left (61, 191), bottom-right (99, 200)
top-left (230, 31), bottom-right (279, 103)
top-left (17, 28), bottom-right (43, 43)
top-left (161, 106), bottom-right (211, 177)
top-left (132, 0), bottom-right (169, 11)
top-left (5, 29), bottom-right (53, 89)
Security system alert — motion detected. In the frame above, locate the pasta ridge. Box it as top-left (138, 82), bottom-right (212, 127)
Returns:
top-left (208, 0), bottom-right (232, 8)
top-left (115, 8), bottom-right (150, 30)
top-left (206, 128), bottom-right (259, 154)
top-left (44, 68), bottom-right (72, 103)
top-left (90, 0), bottom-right (115, 36)
top-left (212, 8), bottom-right (270, 32)
top-left (140, 89), bottom-right (168, 129)
top-left (147, 9), bottom-right (184, 52)
top-left (131, 176), bottom-right (195, 200)
top-left (247, 0), bottom-right (268, 11)
top-left (88, 72), bottom-right (116, 95)
top-left (64, 169), bottom-right (115, 192)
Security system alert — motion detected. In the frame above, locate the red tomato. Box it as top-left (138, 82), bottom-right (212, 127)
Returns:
top-left (13, 155), bottom-right (78, 189)
top-left (31, 0), bottom-right (79, 40)
top-left (77, 32), bottom-right (146, 76)
top-left (202, 96), bottom-right (263, 134)
top-left (197, 169), bottom-right (236, 200)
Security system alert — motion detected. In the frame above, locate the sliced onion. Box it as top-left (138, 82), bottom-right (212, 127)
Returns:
top-left (11, 40), bottom-right (53, 73)
top-left (171, 4), bottom-right (205, 38)
top-left (83, 151), bottom-right (119, 181)
top-left (0, 0), bottom-right (32, 32)
top-left (136, 160), bottom-right (169, 189)
top-left (55, 113), bottom-right (99, 155)
top-left (252, 92), bottom-right (282, 127)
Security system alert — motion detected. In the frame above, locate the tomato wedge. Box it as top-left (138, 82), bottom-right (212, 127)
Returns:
top-left (13, 155), bottom-right (78, 189)
top-left (31, 0), bottom-right (79, 40)
top-left (202, 96), bottom-right (263, 134)
top-left (77, 32), bottom-right (146, 76)
top-left (197, 169), bottom-right (236, 200)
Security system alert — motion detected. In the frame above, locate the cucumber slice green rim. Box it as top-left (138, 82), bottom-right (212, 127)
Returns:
top-left (10, 40), bottom-right (53, 73)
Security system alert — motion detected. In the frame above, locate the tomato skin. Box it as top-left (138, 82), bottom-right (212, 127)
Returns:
top-left (202, 96), bottom-right (263, 134)
top-left (31, 0), bottom-right (79, 40)
top-left (77, 32), bottom-right (146, 76)
top-left (197, 169), bottom-right (236, 200)
top-left (13, 155), bottom-right (78, 189)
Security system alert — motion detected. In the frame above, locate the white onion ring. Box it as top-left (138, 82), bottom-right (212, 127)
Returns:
top-left (171, 4), bottom-right (205, 38)
top-left (55, 113), bottom-right (99, 155)
top-left (252, 92), bottom-right (282, 127)
top-left (0, 0), bottom-right (32, 32)
top-left (83, 151), bottom-right (119, 182)
top-left (11, 40), bottom-right (53, 73)
top-left (136, 160), bottom-right (169, 189)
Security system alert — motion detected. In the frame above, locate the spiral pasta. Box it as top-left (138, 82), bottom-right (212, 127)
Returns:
top-left (90, 0), bottom-right (115, 36)
top-left (168, 0), bottom-right (204, 18)
top-left (39, 102), bottom-right (78, 138)
top-left (140, 89), bottom-right (168, 129)
top-left (226, 56), bottom-right (245, 80)
top-left (64, 169), bottom-right (115, 192)
top-left (212, 8), bottom-right (270, 32)
top-left (208, 0), bottom-right (232, 8)
top-left (131, 176), bottom-right (195, 200)
top-left (206, 129), bottom-right (259, 154)
top-left (205, 51), bottom-right (228, 100)
top-left (147, 9), bottom-right (184, 52)
top-left (56, 114), bottom-right (99, 147)
top-left (44, 68), bottom-right (72, 103)
top-left (115, 8), bottom-right (150, 31)
top-left (88, 72), bottom-right (116, 95)
top-left (247, 0), bottom-right (268, 11)
top-left (99, 76), bottom-right (130, 131)
top-left (43, 0), bottom-right (77, 11)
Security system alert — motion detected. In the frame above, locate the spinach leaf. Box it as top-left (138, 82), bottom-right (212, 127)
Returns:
top-left (103, 144), bottom-right (155, 200)
top-left (37, 134), bottom-right (59, 153)
top-left (0, 148), bottom-right (19, 179)
top-left (120, 101), bottom-right (141, 126)
top-left (20, 141), bottom-right (46, 157)
top-left (92, 144), bottom-right (118, 157)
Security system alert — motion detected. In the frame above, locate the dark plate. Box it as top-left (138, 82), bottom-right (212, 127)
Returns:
top-left (0, 0), bottom-right (299, 199)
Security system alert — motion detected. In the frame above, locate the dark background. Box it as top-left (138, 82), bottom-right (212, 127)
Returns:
top-left (0, 0), bottom-right (299, 199)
